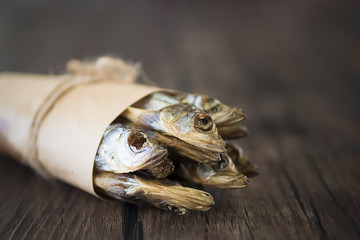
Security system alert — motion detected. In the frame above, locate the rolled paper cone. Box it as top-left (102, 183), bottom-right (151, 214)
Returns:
top-left (0, 71), bottom-right (162, 197)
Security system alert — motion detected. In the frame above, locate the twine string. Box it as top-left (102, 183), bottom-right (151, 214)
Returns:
top-left (25, 57), bottom-right (138, 176)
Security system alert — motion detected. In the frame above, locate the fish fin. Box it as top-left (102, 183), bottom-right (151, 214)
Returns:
top-left (218, 124), bottom-right (249, 139)
top-left (236, 159), bottom-right (260, 178)
top-left (227, 143), bottom-right (259, 178)
top-left (202, 173), bottom-right (249, 188)
top-left (122, 107), bottom-right (160, 129)
top-left (134, 176), bottom-right (214, 213)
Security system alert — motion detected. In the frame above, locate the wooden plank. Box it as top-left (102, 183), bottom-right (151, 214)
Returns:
top-left (0, 157), bottom-right (125, 239)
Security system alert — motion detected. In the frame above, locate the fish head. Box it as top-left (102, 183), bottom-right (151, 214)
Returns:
top-left (114, 128), bottom-right (168, 172)
top-left (226, 143), bottom-right (259, 178)
top-left (160, 103), bottom-right (225, 153)
top-left (199, 95), bottom-right (246, 126)
top-left (194, 153), bottom-right (249, 188)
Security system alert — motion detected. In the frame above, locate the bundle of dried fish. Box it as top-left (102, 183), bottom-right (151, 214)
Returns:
top-left (91, 90), bottom-right (259, 214)
top-left (94, 99), bottom-right (258, 213)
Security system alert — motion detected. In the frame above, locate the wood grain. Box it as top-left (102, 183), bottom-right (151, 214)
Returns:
top-left (0, 1), bottom-right (359, 239)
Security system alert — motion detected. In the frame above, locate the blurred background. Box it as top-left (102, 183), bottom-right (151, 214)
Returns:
top-left (1, 1), bottom-right (359, 136)
top-left (1, 1), bottom-right (359, 239)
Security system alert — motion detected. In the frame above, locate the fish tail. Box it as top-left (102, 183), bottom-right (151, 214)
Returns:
top-left (132, 176), bottom-right (215, 213)
top-left (203, 173), bottom-right (249, 188)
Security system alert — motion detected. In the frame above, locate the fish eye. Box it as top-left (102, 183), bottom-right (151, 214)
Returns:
top-left (204, 99), bottom-right (221, 113)
top-left (194, 113), bottom-right (213, 131)
top-left (211, 105), bottom-right (221, 113)
top-left (212, 155), bottom-right (228, 171)
top-left (128, 131), bottom-right (147, 151)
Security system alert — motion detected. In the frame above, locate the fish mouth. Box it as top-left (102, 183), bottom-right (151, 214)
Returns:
top-left (194, 154), bottom-right (249, 188)
top-left (186, 135), bottom-right (226, 154)
top-left (135, 147), bottom-right (169, 170)
top-left (213, 107), bottom-right (246, 126)
top-left (127, 129), bottom-right (169, 171)
top-left (217, 124), bottom-right (249, 139)
top-left (177, 137), bottom-right (226, 161)
top-left (226, 143), bottom-right (259, 178)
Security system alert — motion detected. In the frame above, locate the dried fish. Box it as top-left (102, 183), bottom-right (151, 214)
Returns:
top-left (122, 103), bottom-right (226, 163)
top-left (174, 152), bottom-right (249, 188)
top-left (93, 94), bottom-right (257, 214)
top-left (140, 92), bottom-right (247, 138)
top-left (94, 172), bottom-right (215, 214)
top-left (227, 143), bottom-right (259, 178)
top-left (95, 123), bottom-right (174, 178)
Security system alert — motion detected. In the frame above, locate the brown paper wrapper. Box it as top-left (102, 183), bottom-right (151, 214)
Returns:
top-left (0, 70), bottom-right (162, 197)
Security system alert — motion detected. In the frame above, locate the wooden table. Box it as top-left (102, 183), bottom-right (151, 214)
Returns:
top-left (1, 2), bottom-right (359, 239)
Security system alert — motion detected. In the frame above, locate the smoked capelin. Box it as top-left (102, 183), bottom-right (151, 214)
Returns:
top-left (93, 92), bottom-right (259, 214)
